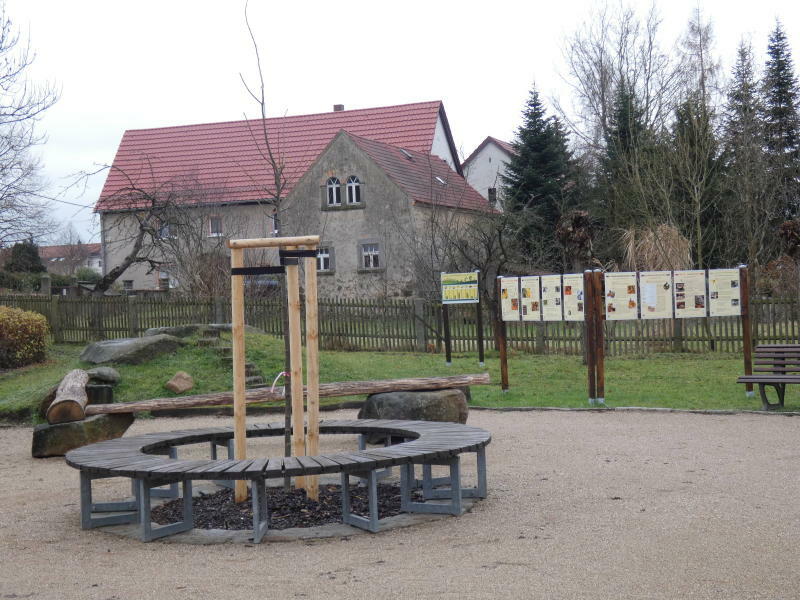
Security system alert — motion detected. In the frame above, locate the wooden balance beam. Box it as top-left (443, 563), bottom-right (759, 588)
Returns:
top-left (84, 373), bottom-right (491, 417)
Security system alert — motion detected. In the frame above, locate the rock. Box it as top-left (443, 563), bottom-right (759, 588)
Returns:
top-left (85, 383), bottom-right (114, 404)
top-left (79, 334), bottom-right (187, 365)
top-left (359, 388), bottom-right (468, 424)
top-left (86, 366), bottom-right (121, 384)
top-left (165, 371), bottom-right (194, 394)
top-left (143, 324), bottom-right (202, 338)
top-left (31, 414), bottom-right (134, 458)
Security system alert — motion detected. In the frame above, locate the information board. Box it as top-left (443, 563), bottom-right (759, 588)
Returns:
top-left (562, 274), bottom-right (585, 321)
top-left (519, 276), bottom-right (541, 321)
top-left (540, 275), bottom-right (563, 321)
top-left (500, 277), bottom-right (520, 321)
top-left (673, 270), bottom-right (707, 318)
top-left (708, 268), bottom-right (742, 317)
top-left (441, 272), bottom-right (479, 304)
top-left (604, 272), bottom-right (638, 320)
top-left (638, 271), bottom-right (673, 319)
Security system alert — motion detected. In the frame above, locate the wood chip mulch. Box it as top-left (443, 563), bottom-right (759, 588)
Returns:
top-left (151, 483), bottom-right (419, 530)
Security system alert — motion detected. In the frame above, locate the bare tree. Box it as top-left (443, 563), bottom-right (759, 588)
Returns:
top-left (0, 3), bottom-right (59, 246)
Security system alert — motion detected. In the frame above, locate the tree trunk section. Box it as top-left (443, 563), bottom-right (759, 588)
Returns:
top-left (46, 369), bottom-right (90, 424)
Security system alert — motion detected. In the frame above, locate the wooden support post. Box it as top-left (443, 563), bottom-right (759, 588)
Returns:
top-left (230, 247), bottom-right (248, 503)
top-left (304, 252), bottom-right (320, 501)
top-left (285, 251), bottom-right (306, 489)
top-left (593, 270), bottom-right (606, 404)
top-left (443, 304), bottom-right (452, 365)
top-left (740, 265), bottom-right (754, 396)
top-left (496, 278), bottom-right (509, 391)
top-left (476, 299), bottom-right (485, 367)
top-left (583, 270), bottom-right (596, 404)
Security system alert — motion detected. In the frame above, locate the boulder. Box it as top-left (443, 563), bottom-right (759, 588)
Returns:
top-left (86, 366), bottom-right (121, 384)
top-left (79, 334), bottom-right (186, 365)
top-left (31, 413), bottom-right (134, 458)
top-left (165, 371), bottom-right (194, 394)
top-left (143, 324), bottom-right (202, 338)
top-left (358, 388), bottom-right (468, 424)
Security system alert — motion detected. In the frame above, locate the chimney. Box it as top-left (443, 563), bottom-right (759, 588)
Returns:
top-left (333, 104), bottom-right (345, 112)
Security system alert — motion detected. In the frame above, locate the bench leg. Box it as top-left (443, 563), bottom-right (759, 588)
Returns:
top-left (759, 383), bottom-right (786, 411)
top-left (400, 457), bottom-right (463, 516)
top-left (131, 447), bottom-right (180, 499)
top-left (211, 440), bottom-right (235, 490)
top-left (251, 477), bottom-right (269, 543)
top-left (79, 472), bottom-right (139, 529)
top-left (138, 479), bottom-right (193, 542)
top-left (341, 470), bottom-right (379, 533)
top-left (358, 434), bottom-right (392, 481)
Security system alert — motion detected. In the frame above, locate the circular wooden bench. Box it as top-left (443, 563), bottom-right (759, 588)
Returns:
top-left (66, 419), bottom-right (491, 542)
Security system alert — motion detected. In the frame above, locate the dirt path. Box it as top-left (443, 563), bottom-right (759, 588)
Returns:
top-left (1, 409), bottom-right (799, 599)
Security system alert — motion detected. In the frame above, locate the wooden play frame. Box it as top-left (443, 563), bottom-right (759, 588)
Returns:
top-left (227, 234), bottom-right (321, 503)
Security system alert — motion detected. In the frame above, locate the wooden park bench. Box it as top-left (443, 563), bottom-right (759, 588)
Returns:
top-left (737, 344), bottom-right (800, 410)
top-left (65, 419), bottom-right (491, 543)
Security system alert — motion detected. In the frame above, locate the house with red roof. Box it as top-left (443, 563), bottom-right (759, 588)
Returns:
top-left (461, 136), bottom-right (516, 207)
top-left (97, 101), bottom-right (492, 296)
top-left (38, 243), bottom-right (102, 276)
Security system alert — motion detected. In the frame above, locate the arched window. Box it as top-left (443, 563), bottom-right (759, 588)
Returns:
top-left (326, 177), bottom-right (341, 206)
top-left (346, 175), bottom-right (361, 204)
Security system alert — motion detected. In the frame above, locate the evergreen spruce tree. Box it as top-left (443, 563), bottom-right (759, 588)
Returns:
top-left (762, 20), bottom-right (800, 216)
top-left (5, 240), bottom-right (45, 272)
top-left (501, 85), bottom-right (574, 266)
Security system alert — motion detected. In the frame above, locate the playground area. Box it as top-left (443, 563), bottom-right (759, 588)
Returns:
top-left (3, 408), bottom-right (800, 599)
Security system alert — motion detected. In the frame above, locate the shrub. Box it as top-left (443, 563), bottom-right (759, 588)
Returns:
top-left (0, 306), bottom-right (49, 368)
top-left (75, 267), bottom-right (101, 284)
top-left (0, 270), bottom-right (21, 291)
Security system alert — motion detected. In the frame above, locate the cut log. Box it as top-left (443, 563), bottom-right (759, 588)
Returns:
top-left (84, 373), bottom-right (491, 416)
top-left (46, 369), bottom-right (90, 424)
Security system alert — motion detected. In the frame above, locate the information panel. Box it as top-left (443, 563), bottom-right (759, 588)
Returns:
top-left (673, 270), bottom-right (707, 318)
top-left (500, 277), bottom-right (520, 321)
top-left (638, 271), bottom-right (673, 319)
top-left (708, 268), bottom-right (742, 317)
top-left (540, 275), bottom-right (563, 321)
top-left (562, 274), bottom-right (585, 321)
top-left (604, 272), bottom-right (638, 320)
top-left (441, 272), bottom-right (479, 304)
top-left (519, 276), bottom-right (541, 321)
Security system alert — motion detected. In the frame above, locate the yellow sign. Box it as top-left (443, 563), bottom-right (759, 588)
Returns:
top-left (441, 272), bottom-right (480, 304)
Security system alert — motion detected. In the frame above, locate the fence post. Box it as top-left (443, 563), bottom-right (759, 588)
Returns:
top-left (50, 295), bottom-right (62, 343)
top-left (214, 296), bottom-right (226, 324)
top-left (534, 322), bottom-right (545, 354)
top-left (671, 318), bottom-right (684, 352)
top-left (413, 298), bottom-right (427, 352)
top-left (40, 274), bottom-right (51, 296)
top-left (128, 295), bottom-right (139, 337)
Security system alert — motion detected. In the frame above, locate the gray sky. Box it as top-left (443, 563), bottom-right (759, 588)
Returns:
top-left (7, 0), bottom-right (800, 244)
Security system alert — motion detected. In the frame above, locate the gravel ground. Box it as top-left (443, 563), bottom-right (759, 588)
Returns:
top-left (2, 409), bottom-right (800, 599)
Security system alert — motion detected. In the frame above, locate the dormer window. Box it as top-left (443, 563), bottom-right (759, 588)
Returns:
top-left (326, 177), bottom-right (341, 206)
top-left (346, 176), bottom-right (361, 204)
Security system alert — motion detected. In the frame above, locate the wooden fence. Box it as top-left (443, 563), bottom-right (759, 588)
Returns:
top-left (1, 294), bottom-right (797, 356)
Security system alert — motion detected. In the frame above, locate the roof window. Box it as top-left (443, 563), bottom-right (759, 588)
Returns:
top-left (400, 148), bottom-right (413, 160)
top-left (434, 176), bottom-right (447, 186)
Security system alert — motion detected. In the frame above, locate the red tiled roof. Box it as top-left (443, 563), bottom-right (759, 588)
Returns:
top-left (39, 243), bottom-right (101, 259)
top-left (348, 133), bottom-right (494, 213)
top-left (97, 101), bottom-right (447, 212)
top-left (461, 135), bottom-right (515, 169)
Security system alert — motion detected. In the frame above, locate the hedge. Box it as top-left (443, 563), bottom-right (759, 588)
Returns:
top-left (0, 305), bottom-right (49, 368)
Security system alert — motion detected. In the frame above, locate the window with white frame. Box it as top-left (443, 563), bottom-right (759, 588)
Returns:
top-left (317, 247), bottom-right (333, 272)
top-left (326, 177), bottom-right (341, 206)
top-left (157, 222), bottom-right (173, 239)
top-left (123, 280), bottom-right (133, 292)
top-left (346, 176), bottom-right (361, 204)
top-left (268, 214), bottom-right (279, 236)
top-left (361, 243), bottom-right (380, 270)
top-left (209, 215), bottom-right (223, 237)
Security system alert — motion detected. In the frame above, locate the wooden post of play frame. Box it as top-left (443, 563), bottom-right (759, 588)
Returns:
top-left (583, 270), bottom-right (596, 404)
top-left (285, 249), bottom-right (306, 489)
top-left (740, 264), bottom-right (754, 396)
top-left (304, 250), bottom-right (320, 501)
top-left (230, 247), bottom-right (248, 503)
top-left (593, 270), bottom-right (606, 404)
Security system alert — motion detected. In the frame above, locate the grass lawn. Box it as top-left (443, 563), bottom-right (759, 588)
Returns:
top-left (0, 332), bottom-right (787, 423)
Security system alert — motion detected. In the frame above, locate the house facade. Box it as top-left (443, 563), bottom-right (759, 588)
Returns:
top-left (96, 102), bottom-right (491, 297)
top-left (39, 243), bottom-right (103, 276)
top-left (462, 136), bottom-right (515, 207)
